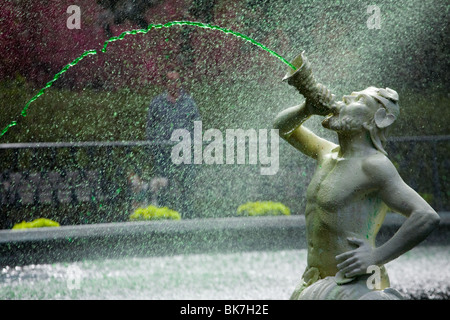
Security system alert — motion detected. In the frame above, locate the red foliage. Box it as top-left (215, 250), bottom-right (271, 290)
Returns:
top-left (0, 0), bottom-right (269, 90)
top-left (1, 1), bottom-right (106, 88)
top-left (0, 1), bottom-right (33, 81)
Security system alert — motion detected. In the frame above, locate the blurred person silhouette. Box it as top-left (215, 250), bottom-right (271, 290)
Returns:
top-left (146, 69), bottom-right (201, 217)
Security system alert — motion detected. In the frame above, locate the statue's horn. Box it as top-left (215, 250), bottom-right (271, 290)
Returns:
top-left (283, 51), bottom-right (335, 114)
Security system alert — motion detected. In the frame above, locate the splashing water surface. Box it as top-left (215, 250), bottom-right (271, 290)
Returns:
top-left (1, 246), bottom-right (449, 299)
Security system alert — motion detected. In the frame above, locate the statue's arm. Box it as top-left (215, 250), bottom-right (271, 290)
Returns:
top-left (366, 156), bottom-right (441, 265)
top-left (336, 156), bottom-right (440, 278)
top-left (273, 101), bottom-right (337, 160)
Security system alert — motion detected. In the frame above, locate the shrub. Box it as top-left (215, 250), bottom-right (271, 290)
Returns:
top-left (129, 205), bottom-right (181, 221)
top-left (12, 218), bottom-right (60, 229)
top-left (236, 201), bottom-right (290, 217)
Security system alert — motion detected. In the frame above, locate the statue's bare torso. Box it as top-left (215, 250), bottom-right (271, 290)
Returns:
top-left (305, 147), bottom-right (388, 279)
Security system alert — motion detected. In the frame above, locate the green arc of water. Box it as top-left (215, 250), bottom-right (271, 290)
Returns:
top-left (101, 21), bottom-right (296, 69)
top-left (21, 49), bottom-right (98, 118)
top-left (1, 20), bottom-right (296, 138)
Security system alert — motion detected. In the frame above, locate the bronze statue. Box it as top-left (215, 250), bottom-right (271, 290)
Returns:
top-left (274, 52), bottom-right (440, 300)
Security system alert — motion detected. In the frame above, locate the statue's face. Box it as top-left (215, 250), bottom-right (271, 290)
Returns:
top-left (322, 92), bottom-right (378, 133)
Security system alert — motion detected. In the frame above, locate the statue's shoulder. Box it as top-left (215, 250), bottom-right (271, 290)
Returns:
top-left (361, 152), bottom-right (399, 183)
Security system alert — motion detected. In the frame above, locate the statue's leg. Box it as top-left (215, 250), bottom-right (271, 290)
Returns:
top-left (290, 280), bottom-right (308, 300)
top-left (358, 287), bottom-right (405, 300)
top-left (293, 276), bottom-right (404, 300)
top-left (289, 267), bottom-right (321, 300)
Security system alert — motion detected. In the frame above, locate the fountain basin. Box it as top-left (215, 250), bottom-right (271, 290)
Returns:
top-left (0, 215), bottom-right (305, 267)
top-left (1, 213), bottom-right (449, 267)
top-left (0, 213), bottom-right (449, 300)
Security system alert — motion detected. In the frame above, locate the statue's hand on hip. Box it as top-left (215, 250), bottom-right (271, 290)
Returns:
top-left (335, 238), bottom-right (379, 279)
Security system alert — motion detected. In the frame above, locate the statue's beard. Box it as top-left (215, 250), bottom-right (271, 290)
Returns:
top-left (322, 114), bottom-right (363, 132)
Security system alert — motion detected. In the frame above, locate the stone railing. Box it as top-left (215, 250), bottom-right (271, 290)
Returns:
top-left (0, 136), bottom-right (448, 229)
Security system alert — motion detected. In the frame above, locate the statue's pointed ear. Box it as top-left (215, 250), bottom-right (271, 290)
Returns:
top-left (374, 108), bottom-right (396, 129)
